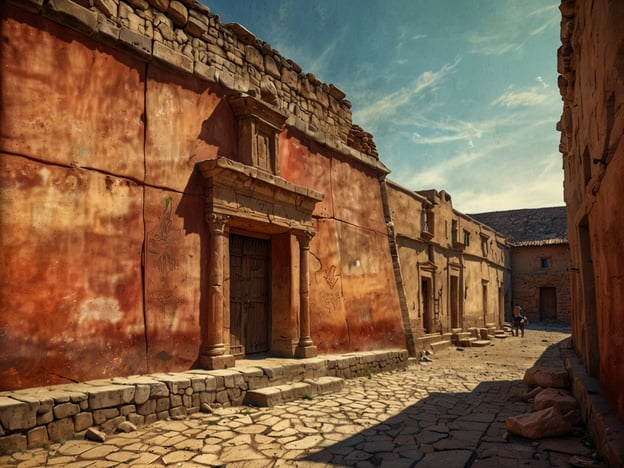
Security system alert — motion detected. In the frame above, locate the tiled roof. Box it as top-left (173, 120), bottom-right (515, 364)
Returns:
top-left (469, 206), bottom-right (568, 245)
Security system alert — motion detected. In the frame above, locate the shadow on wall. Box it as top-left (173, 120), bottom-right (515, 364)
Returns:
top-left (143, 87), bottom-right (235, 372)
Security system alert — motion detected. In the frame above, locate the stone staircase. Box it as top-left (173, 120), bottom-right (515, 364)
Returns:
top-left (244, 376), bottom-right (345, 407)
top-left (414, 332), bottom-right (454, 354)
top-left (451, 324), bottom-right (502, 348)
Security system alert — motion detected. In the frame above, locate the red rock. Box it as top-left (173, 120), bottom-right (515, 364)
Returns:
top-left (505, 407), bottom-right (573, 439)
top-left (523, 367), bottom-right (570, 389)
top-left (534, 388), bottom-right (578, 413)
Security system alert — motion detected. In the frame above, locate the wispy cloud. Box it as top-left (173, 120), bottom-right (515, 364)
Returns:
top-left (466, 33), bottom-right (521, 56)
top-left (408, 117), bottom-right (493, 147)
top-left (491, 84), bottom-right (551, 108)
top-left (467, 3), bottom-right (558, 56)
top-left (353, 57), bottom-right (461, 125)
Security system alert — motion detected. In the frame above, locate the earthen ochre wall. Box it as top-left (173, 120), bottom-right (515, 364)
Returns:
top-left (558, 0), bottom-right (624, 420)
top-left (385, 182), bottom-right (509, 343)
top-left (0, 1), bottom-right (402, 390)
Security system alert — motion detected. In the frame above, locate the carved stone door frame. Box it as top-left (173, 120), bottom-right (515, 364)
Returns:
top-left (196, 157), bottom-right (323, 369)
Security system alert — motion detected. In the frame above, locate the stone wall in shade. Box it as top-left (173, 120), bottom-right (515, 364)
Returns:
top-left (558, 0), bottom-right (624, 421)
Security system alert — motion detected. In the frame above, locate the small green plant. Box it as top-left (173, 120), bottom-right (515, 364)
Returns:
top-left (301, 393), bottom-right (313, 401)
top-left (364, 367), bottom-right (372, 379)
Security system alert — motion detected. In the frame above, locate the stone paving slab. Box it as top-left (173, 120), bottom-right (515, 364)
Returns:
top-left (2, 326), bottom-right (613, 467)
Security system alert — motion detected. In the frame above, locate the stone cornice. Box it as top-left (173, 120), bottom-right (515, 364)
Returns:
top-left (197, 157), bottom-right (323, 233)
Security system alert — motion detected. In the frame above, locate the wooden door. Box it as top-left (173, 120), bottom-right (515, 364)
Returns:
top-left (422, 277), bottom-right (433, 333)
top-left (450, 275), bottom-right (459, 329)
top-left (229, 235), bottom-right (270, 356)
top-left (540, 287), bottom-right (557, 321)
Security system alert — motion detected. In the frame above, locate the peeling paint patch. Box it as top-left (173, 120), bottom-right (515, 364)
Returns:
top-left (79, 297), bottom-right (122, 324)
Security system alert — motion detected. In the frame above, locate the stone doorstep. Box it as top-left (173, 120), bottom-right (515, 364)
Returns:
top-left (243, 376), bottom-right (345, 407)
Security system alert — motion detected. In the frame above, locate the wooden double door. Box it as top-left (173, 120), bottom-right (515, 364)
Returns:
top-left (229, 234), bottom-right (270, 357)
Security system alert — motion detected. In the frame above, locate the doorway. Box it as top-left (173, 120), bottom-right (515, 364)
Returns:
top-left (421, 277), bottom-right (433, 333)
top-left (229, 234), bottom-right (270, 357)
top-left (450, 275), bottom-right (459, 329)
top-left (539, 287), bottom-right (557, 320)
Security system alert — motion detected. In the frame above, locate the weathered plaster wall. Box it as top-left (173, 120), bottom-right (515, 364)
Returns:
top-left (385, 182), bottom-right (509, 342)
top-left (510, 243), bottom-right (571, 322)
top-left (0, 6), bottom-right (148, 388)
top-left (0, 1), bottom-right (403, 390)
top-left (558, 0), bottom-right (624, 420)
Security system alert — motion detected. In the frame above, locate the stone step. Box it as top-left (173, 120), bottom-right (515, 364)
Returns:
top-left (459, 337), bottom-right (477, 347)
top-left (430, 340), bottom-right (452, 353)
top-left (471, 340), bottom-right (493, 347)
top-left (494, 333), bottom-right (508, 339)
top-left (243, 376), bottom-right (345, 407)
top-left (452, 331), bottom-right (472, 339)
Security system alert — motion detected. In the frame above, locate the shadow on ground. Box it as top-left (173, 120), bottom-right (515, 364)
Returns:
top-left (302, 328), bottom-right (593, 467)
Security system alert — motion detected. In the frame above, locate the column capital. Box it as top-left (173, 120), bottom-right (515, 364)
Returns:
top-left (296, 230), bottom-right (315, 247)
top-left (207, 213), bottom-right (230, 232)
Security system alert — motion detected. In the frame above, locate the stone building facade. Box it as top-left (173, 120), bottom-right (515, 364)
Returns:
top-left (385, 183), bottom-right (509, 353)
top-left (0, 0), bottom-right (508, 394)
top-left (558, 0), bottom-right (624, 423)
top-left (470, 207), bottom-right (571, 323)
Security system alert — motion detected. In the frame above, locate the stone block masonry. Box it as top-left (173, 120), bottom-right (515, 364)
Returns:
top-left (0, 350), bottom-right (407, 454)
top-left (6, 0), bottom-right (378, 161)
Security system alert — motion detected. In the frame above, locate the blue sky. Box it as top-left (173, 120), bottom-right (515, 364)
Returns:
top-left (204, 0), bottom-right (563, 213)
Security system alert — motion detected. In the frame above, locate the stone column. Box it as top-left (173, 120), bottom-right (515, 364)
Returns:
top-left (198, 214), bottom-right (235, 369)
top-left (295, 230), bottom-right (318, 358)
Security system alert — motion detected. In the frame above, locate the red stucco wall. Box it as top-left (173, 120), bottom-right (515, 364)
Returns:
top-left (0, 4), bottom-right (405, 390)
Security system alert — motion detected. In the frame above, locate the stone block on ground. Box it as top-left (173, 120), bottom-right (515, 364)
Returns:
top-left (534, 388), bottom-right (578, 413)
top-left (506, 407), bottom-right (575, 439)
top-left (523, 367), bottom-right (570, 389)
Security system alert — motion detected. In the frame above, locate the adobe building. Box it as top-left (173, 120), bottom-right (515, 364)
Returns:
top-left (558, 0), bottom-right (624, 455)
top-left (386, 184), bottom-right (509, 353)
top-left (470, 207), bottom-right (571, 323)
top-left (0, 0), bottom-right (510, 394)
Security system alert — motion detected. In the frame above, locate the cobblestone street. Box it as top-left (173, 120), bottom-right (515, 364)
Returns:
top-left (1, 324), bottom-right (597, 467)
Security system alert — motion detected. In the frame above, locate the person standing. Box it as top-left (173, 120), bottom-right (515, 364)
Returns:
top-left (513, 304), bottom-right (526, 337)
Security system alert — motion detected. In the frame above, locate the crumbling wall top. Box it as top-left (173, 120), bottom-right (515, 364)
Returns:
top-left (10, 0), bottom-right (381, 164)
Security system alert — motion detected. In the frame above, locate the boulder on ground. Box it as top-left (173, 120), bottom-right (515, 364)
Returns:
top-left (534, 387), bottom-right (578, 413)
top-left (523, 367), bottom-right (570, 389)
top-left (506, 406), bottom-right (577, 439)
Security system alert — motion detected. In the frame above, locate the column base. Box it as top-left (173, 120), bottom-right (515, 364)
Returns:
top-left (294, 345), bottom-right (318, 359)
top-left (196, 354), bottom-right (236, 369)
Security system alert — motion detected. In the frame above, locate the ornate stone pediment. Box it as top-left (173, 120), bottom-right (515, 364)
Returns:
top-left (197, 157), bottom-right (323, 233)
